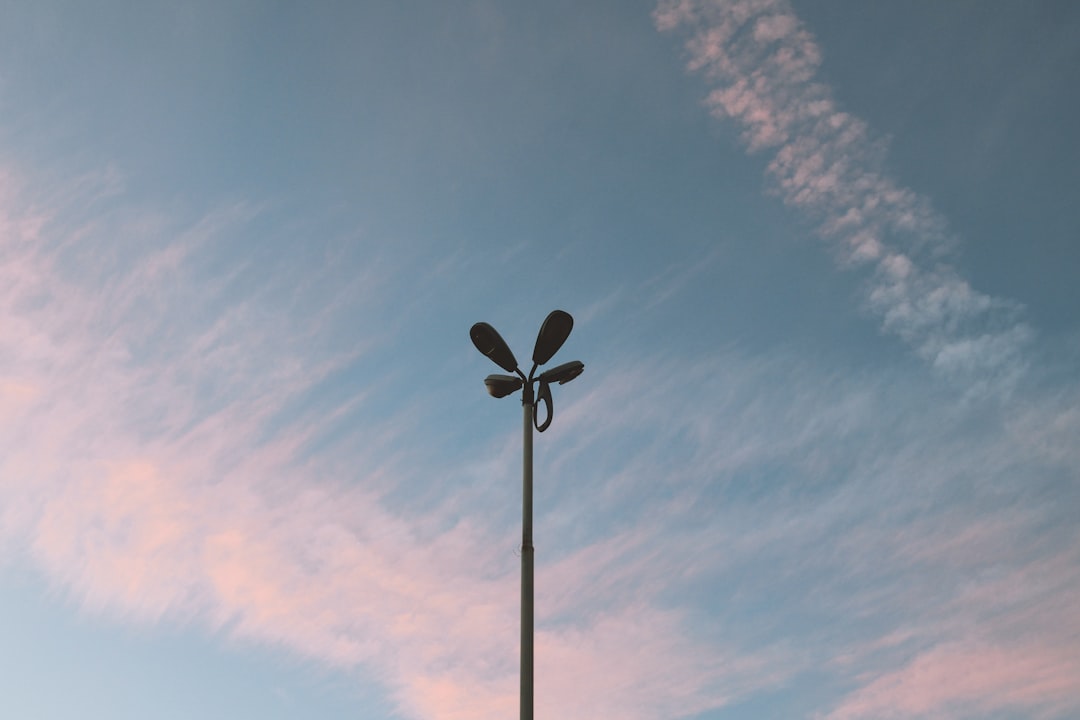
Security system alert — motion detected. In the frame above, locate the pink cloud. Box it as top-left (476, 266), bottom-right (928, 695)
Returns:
top-left (819, 504), bottom-right (1080, 720)
top-left (536, 606), bottom-right (766, 719)
top-left (655, 0), bottom-right (1032, 387)
top-left (827, 641), bottom-right (1080, 720)
top-left (546, 344), bottom-right (1080, 720)
top-left (0, 160), bottom-right (762, 720)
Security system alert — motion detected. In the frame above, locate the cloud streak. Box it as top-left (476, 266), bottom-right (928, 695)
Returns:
top-left (534, 340), bottom-right (1080, 719)
top-left (655, 0), bottom-right (1033, 388)
top-left (0, 160), bottom-right (755, 720)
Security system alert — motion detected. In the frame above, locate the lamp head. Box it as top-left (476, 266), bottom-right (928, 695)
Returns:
top-left (484, 374), bottom-right (524, 398)
top-left (470, 322), bottom-right (519, 373)
top-left (532, 310), bottom-right (574, 366)
top-left (539, 360), bottom-right (584, 385)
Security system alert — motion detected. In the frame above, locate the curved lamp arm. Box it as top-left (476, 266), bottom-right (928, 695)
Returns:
top-left (533, 380), bottom-right (554, 432)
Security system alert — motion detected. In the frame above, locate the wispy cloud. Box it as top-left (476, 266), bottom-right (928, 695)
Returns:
top-left (655, 0), bottom-right (1033, 389)
top-left (5, 154), bottom-right (1078, 718)
top-left (826, 639), bottom-right (1080, 720)
top-left (535, 342), bottom-right (1080, 718)
top-left (3, 7), bottom-right (1077, 713)
top-left (646, 9), bottom-right (1080, 711)
top-left (0, 159), bottom-right (764, 720)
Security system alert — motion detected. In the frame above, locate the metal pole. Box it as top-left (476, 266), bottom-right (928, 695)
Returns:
top-left (520, 383), bottom-right (534, 720)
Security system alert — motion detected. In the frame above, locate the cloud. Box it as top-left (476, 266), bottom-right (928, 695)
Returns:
top-left (642, 18), bottom-right (1080, 714)
top-left (654, 0), bottom-right (1033, 389)
top-left (815, 502), bottom-right (1080, 718)
top-left (826, 640), bottom-right (1080, 720)
top-left (3, 14), bottom-right (1078, 716)
top-left (536, 339), bottom-right (1080, 718)
top-left (5, 153), bottom-right (1078, 720)
top-left (0, 159), bottom-right (767, 720)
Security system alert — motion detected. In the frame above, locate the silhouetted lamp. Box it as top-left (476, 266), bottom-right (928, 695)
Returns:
top-left (532, 309), bottom-right (573, 365)
top-left (539, 359), bottom-right (585, 385)
top-left (484, 374), bottom-right (524, 398)
top-left (470, 321), bottom-right (520, 375)
top-left (470, 310), bottom-right (583, 429)
top-left (468, 309), bottom-right (584, 720)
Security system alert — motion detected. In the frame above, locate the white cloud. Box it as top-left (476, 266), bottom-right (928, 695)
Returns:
top-left (655, 0), bottom-right (1033, 389)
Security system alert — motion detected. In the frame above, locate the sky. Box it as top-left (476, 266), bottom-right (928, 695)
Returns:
top-left (1, 1), bottom-right (1078, 718)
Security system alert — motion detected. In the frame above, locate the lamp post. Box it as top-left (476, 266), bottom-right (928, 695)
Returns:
top-left (470, 310), bottom-right (584, 720)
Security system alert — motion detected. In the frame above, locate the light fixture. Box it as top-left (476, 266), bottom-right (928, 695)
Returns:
top-left (484, 374), bottom-right (524, 398)
top-left (472, 312), bottom-right (584, 432)
top-left (538, 359), bottom-right (584, 385)
top-left (468, 309), bottom-right (585, 720)
top-left (532, 309), bottom-right (573, 366)
top-left (470, 321), bottom-right (520, 375)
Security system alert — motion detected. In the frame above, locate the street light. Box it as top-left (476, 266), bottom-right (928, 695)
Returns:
top-left (470, 309), bottom-right (584, 720)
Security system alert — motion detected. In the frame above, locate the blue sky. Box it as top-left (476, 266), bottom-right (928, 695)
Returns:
top-left (1, 1), bottom-right (1078, 718)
